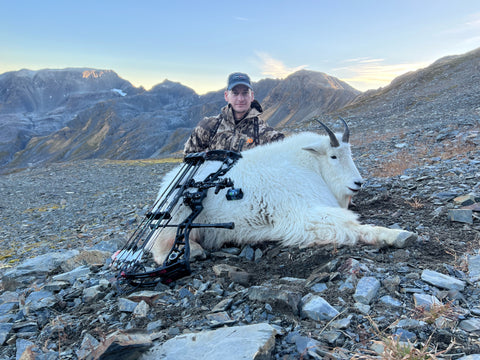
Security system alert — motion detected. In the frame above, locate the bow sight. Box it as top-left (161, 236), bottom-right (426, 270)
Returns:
top-left (111, 150), bottom-right (242, 292)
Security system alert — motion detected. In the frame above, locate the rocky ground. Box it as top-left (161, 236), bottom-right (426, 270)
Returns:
top-left (0, 119), bottom-right (480, 359)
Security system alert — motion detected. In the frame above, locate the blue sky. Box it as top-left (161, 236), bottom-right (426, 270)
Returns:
top-left (1, 0), bottom-right (479, 94)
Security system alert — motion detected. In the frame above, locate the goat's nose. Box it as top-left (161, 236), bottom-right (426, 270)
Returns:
top-left (354, 180), bottom-right (363, 188)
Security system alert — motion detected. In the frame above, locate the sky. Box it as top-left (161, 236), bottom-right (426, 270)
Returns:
top-left (1, 0), bottom-right (480, 94)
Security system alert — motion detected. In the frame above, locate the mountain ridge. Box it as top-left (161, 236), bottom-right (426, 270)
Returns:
top-left (1, 67), bottom-right (360, 169)
top-left (1, 46), bottom-right (479, 171)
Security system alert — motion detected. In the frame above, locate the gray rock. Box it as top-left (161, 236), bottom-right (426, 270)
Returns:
top-left (393, 328), bottom-right (417, 342)
top-left (6, 250), bottom-right (79, 277)
top-left (43, 280), bottom-right (70, 292)
top-left (16, 338), bottom-right (36, 359)
top-left (2, 250), bottom-right (79, 290)
top-left (76, 333), bottom-right (100, 360)
top-left (87, 331), bottom-right (152, 359)
top-left (353, 276), bottom-right (380, 305)
top-left (391, 230), bottom-right (418, 248)
top-left (396, 318), bottom-right (427, 329)
top-left (338, 275), bottom-right (356, 291)
top-left (118, 298), bottom-right (140, 313)
top-left (468, 255), bottom-right (480, 282)
top-left (52, 265), bottom-right (92, 284)
top-left (205, 311), bottom-right (236, 327)
top-left (248, 285), bottom-right (302, 314)
top-left (254, 248), bottom-right (263, 261)
top-left (295, 336), bottom-right (323, 359)
top-left (421, 269), bottom-right (466, 291)
top-left (211, 297), bottom-right (234, 312)
top-left (141, 323), bottom-right (277, 360)
top-left (133, 300), bottom-right (150, 318)
top-left (413, 293), bottom-right (441, 310)
top-left (146, 320), bottom-right (163, 333)
top-left (331, 315), bottom-right (352, 329)
top-left (447, 209), bottom-right (473, 224)
top-left (25, 290), bottom-right (57, 311)
top-left (354, 302), bottom-right (371, 314)
top-left (459, 318), bottom-right (480, 332)
top-left (310, 282), bottom-right (328, 293)
top-left (240, 245), bottom-right (255, 261)
top-left (83, 285), bottom-right (105, 303)
top-left (321, 330), bottom-right (344, 346)
top-left (300, 294), bottom-right (339, 321)
top-left (379, 295), bottom-right (403, 307)
top-left (0, 301), bottom-right (17, 315)
top-left (0, 323), bottom-right (13, 346)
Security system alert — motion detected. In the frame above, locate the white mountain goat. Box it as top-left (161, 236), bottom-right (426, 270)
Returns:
top-left (148, 120), bottom-right (416, 264)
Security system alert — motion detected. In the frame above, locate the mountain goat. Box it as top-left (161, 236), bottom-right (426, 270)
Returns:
top-left (148, 121), bottom-right (416, 264)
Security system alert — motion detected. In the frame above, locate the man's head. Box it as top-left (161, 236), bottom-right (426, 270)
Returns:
top-left (225, 72), bottom-right (254, 120)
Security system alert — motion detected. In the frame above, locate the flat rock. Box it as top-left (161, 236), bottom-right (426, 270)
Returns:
top-left (88, 331), bottom-right (152, 360)
top-left (421, 269), bottom-right (466, 291)
top-left (447, 209), bottom-right (473, 224)
top-left (140, 323), bottom-right (277, 360)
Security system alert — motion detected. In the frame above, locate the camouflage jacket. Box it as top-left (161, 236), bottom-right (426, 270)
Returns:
top-left (183, 100), bottom-right (284, 154)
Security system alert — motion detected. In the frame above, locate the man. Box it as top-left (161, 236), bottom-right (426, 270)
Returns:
top-left (184, 72), bottom-right (284, 154)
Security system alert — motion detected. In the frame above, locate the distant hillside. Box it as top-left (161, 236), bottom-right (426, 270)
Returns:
top-left (1, 47), bottom-right (479, 171)
top-left (1, 68), bottom-right (359, 170)
top-left (9, 81), bottom-right (202, 166)
top-left (336, 47), bottom-right (480, 132)
top-left (262, 70), bottom-right (360, 127)
top-left (0, 68), bottom-right (138, 166)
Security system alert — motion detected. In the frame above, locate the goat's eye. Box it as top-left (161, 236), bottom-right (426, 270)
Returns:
top-left (331, 155), bottom-right (337, 159)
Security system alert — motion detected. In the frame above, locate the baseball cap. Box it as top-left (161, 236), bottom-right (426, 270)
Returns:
top-left (227, 72), bottom-right (252, 90)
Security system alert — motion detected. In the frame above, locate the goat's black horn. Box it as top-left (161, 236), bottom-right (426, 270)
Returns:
top-left (316, 119), bottom-right (340, 148)
top-left (338, 116), bottom-right (350, 143)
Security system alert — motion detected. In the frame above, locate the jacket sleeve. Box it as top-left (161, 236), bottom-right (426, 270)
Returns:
top-left (183, 116), bottom-right (218, 154)
top-left (258, 123), bottom-right (285, 145)
top-left (183, 127), bottom-right (205, 154)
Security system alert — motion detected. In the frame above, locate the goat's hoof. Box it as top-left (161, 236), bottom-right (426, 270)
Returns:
top-left (393, 231), bottom-right (417, 248)
top-left (189, 241), bottom-right (206, 262)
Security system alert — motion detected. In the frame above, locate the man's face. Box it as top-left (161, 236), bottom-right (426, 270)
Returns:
top-left (224, 85), bottom-right (254, 118)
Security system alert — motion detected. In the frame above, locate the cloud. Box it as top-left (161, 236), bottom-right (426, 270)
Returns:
top-left (334, 58), bottom-right (430, 91)
top-left (465, 13), bottom-right (480, 28)
top-left (443, 11), bottom-right (480, 34)
top-left (458, 13), bottom-right (480, 48)
top-left (255, 52), bottom-right (308, 79)
top-left (439, 12), bottom-right (480, 49)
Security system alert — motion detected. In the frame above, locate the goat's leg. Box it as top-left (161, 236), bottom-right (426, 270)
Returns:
top-left (288, 206), bottom-right (416, 249)
top-left (148, 227), bottom-right (204, 265)
top-left (147, 227), bottom-right (176, 264)
top-left (355, 224), bottom-right (417, 248)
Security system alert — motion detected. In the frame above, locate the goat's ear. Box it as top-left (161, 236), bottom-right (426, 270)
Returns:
top-left (302, 143), bottom-right (326, 155)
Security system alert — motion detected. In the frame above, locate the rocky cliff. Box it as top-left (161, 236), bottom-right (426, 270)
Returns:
top-left (0, 68), bottom-right (138, 166)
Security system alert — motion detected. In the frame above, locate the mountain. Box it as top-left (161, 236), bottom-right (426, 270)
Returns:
top-left (1, 69), bottom-right (359, 169)
top-left (335, 47), bottom-right (480, 131)
top-left (0, 68), bottom-right (139, 166)
top-left (1, 47), bottom-right (479, 171)
top-left (10, 81), bottom-right (202, 165)
top-left (261, 70), bottom-right (360, 127)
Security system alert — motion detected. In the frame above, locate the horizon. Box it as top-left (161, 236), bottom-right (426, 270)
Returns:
top-left (1, 1), bottom-right (480, 94)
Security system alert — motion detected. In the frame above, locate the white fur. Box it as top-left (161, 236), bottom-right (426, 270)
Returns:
top-left (148, 132), bottom-right (415, 264)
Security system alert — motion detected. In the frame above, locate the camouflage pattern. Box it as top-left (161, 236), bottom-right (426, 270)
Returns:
top-left (184, 100), bottom-right (284, 154)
